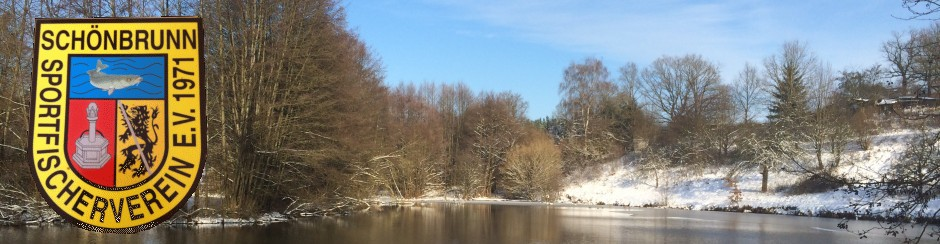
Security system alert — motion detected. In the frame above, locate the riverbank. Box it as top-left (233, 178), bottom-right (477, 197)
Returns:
top-left (0, 210), bottom-right (291, 227)
top-left (560, 129), bottom-right (940, 221)
top-left (389, 129), bottom-right (939, 222)
top-left (4, 129), bottom-right (935, 227)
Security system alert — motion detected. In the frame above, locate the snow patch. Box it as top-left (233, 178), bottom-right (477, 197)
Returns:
top-left (183, 212), bottom-right (289, 225)
top-left (561, 129), bottom-right (940, 217)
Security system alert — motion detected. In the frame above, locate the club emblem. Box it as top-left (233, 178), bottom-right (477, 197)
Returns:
top-left (30, 18), bottom-right (204, 233)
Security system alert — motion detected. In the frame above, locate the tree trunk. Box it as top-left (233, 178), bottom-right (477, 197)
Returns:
top-left (655, 172), bottom-right (660, 189)
top-left (815, 136), bottom-right (824, 170)
top-left (761, 165), bottom-right (769, 193)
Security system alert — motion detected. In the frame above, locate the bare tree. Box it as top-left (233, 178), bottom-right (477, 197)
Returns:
top-left (729, 63), bottom-right (768, 184)
top-left (203, 0), bottom-right (389, 214)
top-left (702, 84), bottom-right (738, 166)
top-left (459, 91), bottom-right (527, 197)
top-left (911, 23), bottom-right (940, 98)
top-left (0, 1), bottom-right (33, 163)
top-left (618, 62), bottom-right (641, 101)
top-left (638, 54), bottom-right (723, 169)
top-left (732, 63), bottom-right (766, 124)
top-left (738, 124), bottom-right (807, 193)
top-left (0, 0), bottom-right (48, 222)
top-left (640, 54), bottom-right (723, 126)
top-left (371, 83), bottom-right (446, 198)
top-left (436, 83), bottom-right (475, 190)
top-left (807, 62), bottom-right (842, 171)
top-left (557, 58), bottom-right (618, 171)
top-left (839, 65), bottom-right (890, 99)
top-left (559, 58), bottom-right (616, 139)
top-left (884, 32), bottom-right (917, 96)
top-left (899, 0), bottom-right (940, 19)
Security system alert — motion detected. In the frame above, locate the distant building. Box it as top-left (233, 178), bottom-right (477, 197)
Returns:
top-left (875, 96), bottom-right (939, 116)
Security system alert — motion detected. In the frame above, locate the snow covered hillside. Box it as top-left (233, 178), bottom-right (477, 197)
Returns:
top-left (561, 129), bottom-right (940, 217)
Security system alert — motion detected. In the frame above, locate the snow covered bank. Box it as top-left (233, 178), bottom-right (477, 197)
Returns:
top-left (561, 129), bottom-right (940, 218)
top-left (175, 212), bottom-right (289, 225)
top-left (562, 164), bottom-right (863, 214)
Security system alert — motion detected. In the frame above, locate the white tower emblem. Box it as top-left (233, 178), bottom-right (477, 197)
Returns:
top-left (72, 102), bottom-right (110, 169)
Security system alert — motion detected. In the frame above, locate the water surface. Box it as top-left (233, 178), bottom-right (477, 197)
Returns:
top-left (0, 202), bottom-right (906, 243)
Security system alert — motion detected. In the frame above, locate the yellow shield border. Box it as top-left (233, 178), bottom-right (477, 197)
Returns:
top-left (29, 17), bottom-right (205, 234)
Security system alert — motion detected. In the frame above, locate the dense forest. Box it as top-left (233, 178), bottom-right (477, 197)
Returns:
top-left (0, 0), bottom-right (566, 217)
top-left (1, 2), bottom-right (939, 241)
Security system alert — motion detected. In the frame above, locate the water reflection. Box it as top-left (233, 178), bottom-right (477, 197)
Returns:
top-left (0, 203), bottom-right (904, 243)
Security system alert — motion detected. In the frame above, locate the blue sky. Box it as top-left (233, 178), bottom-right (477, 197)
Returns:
top-left (345, 0), bottom-right (933, 119)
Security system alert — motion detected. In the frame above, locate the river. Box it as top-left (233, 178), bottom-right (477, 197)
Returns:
top-left (0, 202), bottom-right (907, 243)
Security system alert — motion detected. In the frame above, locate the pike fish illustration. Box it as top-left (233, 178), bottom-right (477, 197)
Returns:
top-left (87, 59), bottom-right (142, 95)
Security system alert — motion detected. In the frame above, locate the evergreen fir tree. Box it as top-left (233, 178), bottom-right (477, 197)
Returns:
top-left (766, 41), bottom-right (813, 127)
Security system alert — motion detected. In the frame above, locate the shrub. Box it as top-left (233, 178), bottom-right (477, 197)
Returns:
top-left (784, 173), bottom-right (844, 195)
top-left (501, 133), bottom-right (563, 201)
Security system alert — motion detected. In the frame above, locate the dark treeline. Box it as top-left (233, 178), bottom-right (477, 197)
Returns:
top-left (0, 0), bottom-right (391, 217)
top-left (0, 0), bottom-right (565, 218)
